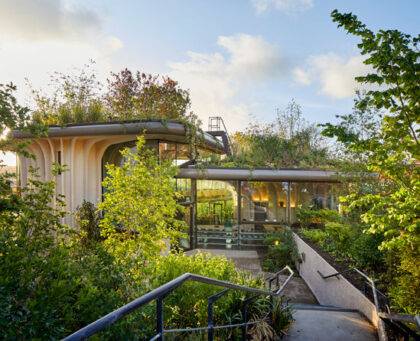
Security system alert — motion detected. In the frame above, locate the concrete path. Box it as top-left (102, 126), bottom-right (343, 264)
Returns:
top-left (284, 306), bottom-right (377, 341)
top-left (186, 249), bottom-right (377, 340)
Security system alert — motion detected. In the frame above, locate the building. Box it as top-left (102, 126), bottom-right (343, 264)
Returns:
top-left (13, 119), bottom-right (340, 249)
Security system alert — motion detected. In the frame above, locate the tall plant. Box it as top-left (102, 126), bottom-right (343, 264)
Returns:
top-left (99, 137), bottom-right (187, 258)
top-left (322, 11), bottom-right (419, 314)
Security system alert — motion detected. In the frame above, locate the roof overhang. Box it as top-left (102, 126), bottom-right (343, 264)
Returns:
top-left (176, 167), bottom-right (341, 182)
top-left (12, 120), bottom-right (225, 153)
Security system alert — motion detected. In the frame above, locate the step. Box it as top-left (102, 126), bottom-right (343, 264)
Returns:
top-left (284, 308), bottom-right (377, 341)
top-left (291, 303), bottom-right (359, 313)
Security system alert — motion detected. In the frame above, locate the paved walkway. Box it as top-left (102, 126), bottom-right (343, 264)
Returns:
top-left (186, 249), bottom-right (377, 340)
top-left (284, 306), bottom-right (377, 341)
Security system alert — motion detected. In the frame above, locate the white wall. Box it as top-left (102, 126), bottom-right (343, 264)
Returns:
top-left (18, 135), bottom-right (138, 225)
top-left (293, 233), bottom-right (379, 327)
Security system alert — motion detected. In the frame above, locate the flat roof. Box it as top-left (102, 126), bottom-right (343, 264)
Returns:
top-left (176, 166), bottom-right (341, 182)
top-left (12, 120), bottom-right (225, 153)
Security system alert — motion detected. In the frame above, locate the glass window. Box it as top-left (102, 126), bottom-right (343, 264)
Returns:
top-left (241, 181), bottom-right (288, 223)
top-left (159, 142), bottom-right (190, 165)
top-left (196, 180), bottom-right (237, 226)
top-left (290, 182), bottom-right (339, 223)
top-left (159, 142), bottom-right (176, 161)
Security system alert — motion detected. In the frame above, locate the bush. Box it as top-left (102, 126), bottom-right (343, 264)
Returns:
top-left (262, 229), bottom-right (300, 272)
top-left (296, 207), bottom-right (341, 228)
top-left (302, 221), bottom-right (385, 272)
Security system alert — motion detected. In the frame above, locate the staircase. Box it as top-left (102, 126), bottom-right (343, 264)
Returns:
top-left (207, 116), bottom-right (232, 156)
top-left (192, 249), bottom-right (379, 341)
top-left (285, 304), bottom-right (378, 341)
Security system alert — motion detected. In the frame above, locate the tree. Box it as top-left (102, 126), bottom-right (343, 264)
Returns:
top-left (322, 10), bottom-right (419, 314)
top-left (30, 65), bottom-right (193, 126)
top-left (228, 100), bottom-right (331, 168)
top-left (99, 137), bottom-right (187, 258)
top-left (105, 69), bottom-right (191, 121)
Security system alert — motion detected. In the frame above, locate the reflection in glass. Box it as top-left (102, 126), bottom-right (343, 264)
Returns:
top-left (241, 181), bottom-right (288, 223)
top-left (290, 182), bottom-right (339, 223)
top-left (196, 180), bottom-right (237, 226)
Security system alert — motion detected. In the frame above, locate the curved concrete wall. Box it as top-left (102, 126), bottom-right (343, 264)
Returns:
top-left (17, 135), bottom-right (139, 225)
top-left (293, 233), bottom-right (379, 327)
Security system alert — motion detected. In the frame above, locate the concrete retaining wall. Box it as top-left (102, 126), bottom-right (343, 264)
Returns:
top-left (293, 232), bottom-right (379, 327)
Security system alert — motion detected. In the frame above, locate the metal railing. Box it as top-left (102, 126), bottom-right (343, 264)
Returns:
top-left (63, 266), bottom-right (294, 341)
top-left (318, 268), bottom-right (420, 341)
top-left (207, 116), bottom-right (233, 155)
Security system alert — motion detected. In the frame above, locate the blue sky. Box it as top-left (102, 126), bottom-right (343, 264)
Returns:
top-left (0, 0), bottom-right (419, 164)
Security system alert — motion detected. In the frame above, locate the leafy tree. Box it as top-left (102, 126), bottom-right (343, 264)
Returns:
top-left (99, 136), bottom-right (187, 258)
top-left (30, 64), bottom-right (193, 126)
top-left (225, 100), bottom-right (331, 168)
top-left (31, 62), bottom-right (105, 126)
top-left (322, 10), bottom-right (419, 314)
top-left (105, 68), bottom-right (191, 121)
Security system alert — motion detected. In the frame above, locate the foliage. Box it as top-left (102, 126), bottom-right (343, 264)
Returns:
top-left (296, 207), bottom-right (342, 228)
top-left (105, 68), bottom-right (191, 121)
top-left (75, 200), bottom-right (101, 244)
top-left (31, 63), bottom-right (105, 126)
top-left (99, 136), bottom-right (187, 257)
top-left (262, 229), bottom-right (300, 272)
top-left (321, 10), bottom-right (419, 314)
top-left (30, 64), bottom-right (193, 126)
top-left (0, 83), bottom-right (45, 155)
top-left (208, 100), bottom-right (333, 168)
top-left (301, 221), bottom-right (385, 273)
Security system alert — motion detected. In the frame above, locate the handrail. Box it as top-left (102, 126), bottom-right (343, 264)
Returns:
top-left (63, 266), bottom-right (294, 341)
top-left (318, 267), bottom-right (419, 341)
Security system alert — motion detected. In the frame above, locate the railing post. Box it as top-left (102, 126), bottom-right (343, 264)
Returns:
top-left (156, 297), bottom-right (164, 341)
top-left (241, 304), bottom-right (248, 340)
top-left (208, 299), bottom-right (214, 341)
top-left (242, 295), bottom-right (258, 341)
top-left (207, 289), bottom-right (229, 341)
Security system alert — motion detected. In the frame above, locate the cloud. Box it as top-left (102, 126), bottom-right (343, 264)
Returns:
top-left (293, 67), bottom-right (311, 85)
top-left (293, 53), bottom-right (371, 99)
top-left (251, 0), bottom-right (314, 14)
top-left (0, 0), bottom-right (101, 41)
top-left (168, 34), bottom-right (286, 131)
top-left (0, 0), bottom-right (123, 104)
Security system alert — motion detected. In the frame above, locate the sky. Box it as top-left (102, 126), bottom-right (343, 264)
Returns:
top-left (1, 0), bottom-right (419, 165)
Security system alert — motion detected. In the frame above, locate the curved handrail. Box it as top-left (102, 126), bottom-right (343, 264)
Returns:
top-left (63, 266), bottom-right (294, 341)
top-left (318, 267), bottom-right (419, 340)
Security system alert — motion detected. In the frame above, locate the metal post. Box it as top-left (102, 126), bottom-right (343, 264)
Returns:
top-left (207, 300), bottom-right (214, 341)
top-left (191, 179), bottom-right (197, 249)
top-left (237, 180), bottom-right (242, 248)
top-left (156, 297), bottom-right (164, 341)
top-left (287, 181), bottom-right (291, 225)
top-left (241, 303), bottom-right (248, 340)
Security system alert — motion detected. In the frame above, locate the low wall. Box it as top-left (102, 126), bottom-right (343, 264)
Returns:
top-left (293, 232), bottom-right (379, 327)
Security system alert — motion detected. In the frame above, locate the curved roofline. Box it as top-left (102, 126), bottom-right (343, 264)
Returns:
top-left (176, 166), bottom-right (342, 182)
top-left (12, 120), bottom-right (225, 153)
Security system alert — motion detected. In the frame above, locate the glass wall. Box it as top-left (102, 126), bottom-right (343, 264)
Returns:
top-left (240, 181), bottom-right (288, 233)
top-left (196, 180), bottom-right (237, 226)
top-left (195, 180), bottom-right (238, 248)
top-left (290, 182), bottom-right (339, 223)
top-left (193, 179), bottom-right (340, 248)
top-left (159, 142), bottom-right (190, 165)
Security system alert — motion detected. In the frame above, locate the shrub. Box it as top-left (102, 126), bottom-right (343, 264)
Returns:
top-left (296, 207), bottom-right (341, 228)
top-left (75, 200), bottom-right (101, 244)
top-left (301, 228), bottom-right (327, 246)
top-left (262, 229), bottom-right (300, 272)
